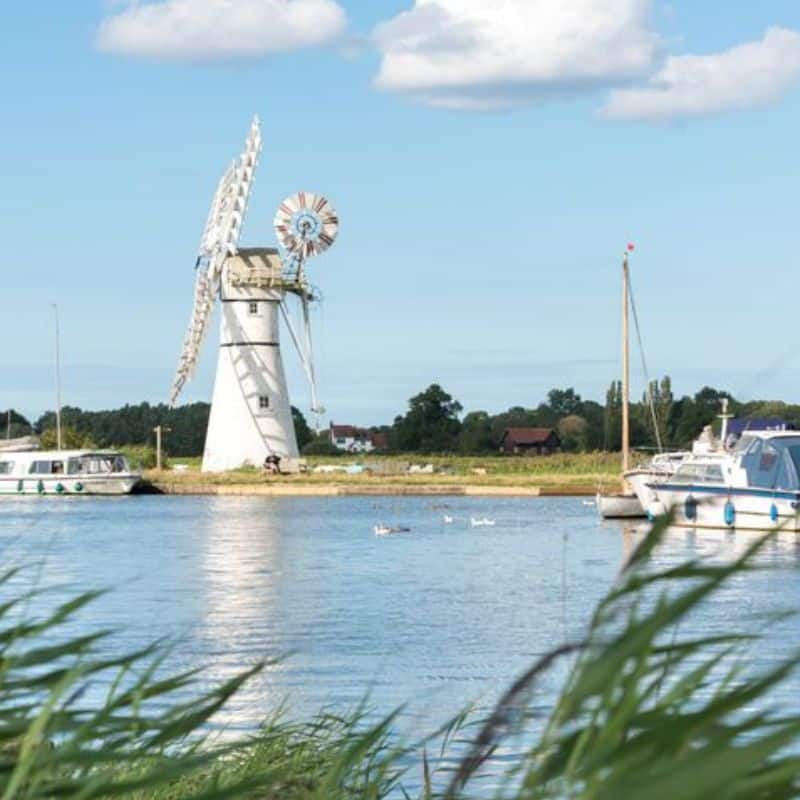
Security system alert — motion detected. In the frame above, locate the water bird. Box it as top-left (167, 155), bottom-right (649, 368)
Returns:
top-left (374, 524), bottom-right (411, 536)
top-left (443, 515), bottom-right (454, 524)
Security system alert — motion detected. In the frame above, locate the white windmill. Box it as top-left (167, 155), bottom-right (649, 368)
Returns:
top-left (170, 117), bottom-right (339, 473)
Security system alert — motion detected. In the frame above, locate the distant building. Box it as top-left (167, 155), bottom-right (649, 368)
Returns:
top-left (727, 418), bottom-right (795, 438)
top-left (500, 427), bottom-right (561, 456)
top-left (329, 424), bottom-right (388, 453)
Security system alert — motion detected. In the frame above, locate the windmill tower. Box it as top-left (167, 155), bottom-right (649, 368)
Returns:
top-left (170, 118), bottom-right (339, 472)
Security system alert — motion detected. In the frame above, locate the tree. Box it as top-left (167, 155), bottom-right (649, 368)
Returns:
top-left (558, 415), bottom-right (589, 453)
top-left (639, 376), bottom-right (673, 449)
top-left (604, 381), bottom-right (622, 451)
top-left (301, 432), bottom-right (340, 456)
top-left (39, 426), bottom-right (96, 450)
top-left (458, 411), bottom-right (494, 454)
top-left (580, 400), bottom-right (605, 450)
top-left (670, 387), bottom-right (736, 447)
top-left (391, 384), bottom-right (463, 452)
top-left (291, 407), bottom-right (313, 450)
top-left (547, 388), bottom-right (583, 419)
top-left (0, 409), bottom-right (32, 440)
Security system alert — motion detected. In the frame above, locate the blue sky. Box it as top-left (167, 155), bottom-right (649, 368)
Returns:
top-left (2, 0), bottom-right (800, 426)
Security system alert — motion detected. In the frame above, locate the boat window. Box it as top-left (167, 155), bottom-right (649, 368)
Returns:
top-left (29, 461), bottom-right (51, 474)
top-left (66, 454), bottom-right (129, 475)
top-left (734, 435), bottom-right (756, 455)
top-left (0, 461), bottom-right (13, 475)
top-left (746, 441), bottom-right (782, 489)
top-left (747, 442), bottom-right (779, 489)
top-left (775, 444), bottom-right (800, 491)
top-left (775, 448), bottom-right (800, 490)
top-left (705, 464), bottom-right (724, 482)
top-left (671, 461), bottom-right (725, 484)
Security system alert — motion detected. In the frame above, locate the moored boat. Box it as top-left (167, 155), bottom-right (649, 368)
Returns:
top-left (646, 430), bottom-right (800, 531)
top-left (0, 450), bottom-right (141, 496)
top-left (597, 492), bottom-right (645, 519)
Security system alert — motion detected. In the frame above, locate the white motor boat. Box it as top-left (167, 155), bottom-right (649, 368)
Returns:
top-left (0, 450), bottom-right (141, 496)
top-left (646, 430), bottom-right (800, 531)
top-left (470, 517), bottom-right (496, 527)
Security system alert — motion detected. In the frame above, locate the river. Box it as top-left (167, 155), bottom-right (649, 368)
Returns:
top-left (1, 495), bottom-right (799, 740)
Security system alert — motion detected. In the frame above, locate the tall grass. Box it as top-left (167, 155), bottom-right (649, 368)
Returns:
top-left (0, 567), bottom-right (401, 799)
top-left (4, 517), bottom-right (800, 798)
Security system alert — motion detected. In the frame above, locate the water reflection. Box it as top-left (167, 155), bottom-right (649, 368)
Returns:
top-left (196, 498), bottom-right (288, 729)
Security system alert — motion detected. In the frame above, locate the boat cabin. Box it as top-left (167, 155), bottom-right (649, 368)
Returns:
top-left (0, 451), bottom-right (131, 477)
top-left (668, 432), bottom-right (800, 492)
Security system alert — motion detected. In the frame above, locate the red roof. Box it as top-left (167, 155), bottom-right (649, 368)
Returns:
top-left (331, 424), bottom-right (360, 438)
top-left (502, 427), bottom-right (558, 445)
top-left (330, 424), bottom-right (370, 439)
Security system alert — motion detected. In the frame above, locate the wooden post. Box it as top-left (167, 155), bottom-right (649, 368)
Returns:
top-left (153, 425), bottom-right (171, 470)
top-left (621, 251), bottom-right (630, 475)
top-left (154, 426), bottom-right (163, 471)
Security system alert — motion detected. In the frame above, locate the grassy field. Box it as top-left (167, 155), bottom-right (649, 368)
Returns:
top-left (146, 452), bottom-right (626, 494)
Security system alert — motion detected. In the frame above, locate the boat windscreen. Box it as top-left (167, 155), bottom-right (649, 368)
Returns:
top-left (67, 455), bottom-right (129, 475)
top-left (779, 444), bottom-right (800, 490)
top-left (743, 437), bottom-right (800, 491)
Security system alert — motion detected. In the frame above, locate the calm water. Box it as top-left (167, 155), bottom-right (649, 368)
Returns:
top-left (2, 495), bottom-right (800, 737)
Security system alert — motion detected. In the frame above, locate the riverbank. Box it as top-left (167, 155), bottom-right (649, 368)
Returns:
top-left (143, 452), bottom-right (622, 496)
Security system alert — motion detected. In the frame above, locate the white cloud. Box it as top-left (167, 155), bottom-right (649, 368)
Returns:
top-left (96, 0), bottom-right (347, 60)
top-left (372, 0), bottom-right (660, 110)
top-left (603, 27), bottom-right (800, 121)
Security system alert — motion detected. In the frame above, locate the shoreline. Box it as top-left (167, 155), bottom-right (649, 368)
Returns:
top-left (142, 480), bottom-right (599, 497)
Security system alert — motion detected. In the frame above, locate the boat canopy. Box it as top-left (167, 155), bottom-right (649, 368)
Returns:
top-left (738, 435), bottom-right (800, 491)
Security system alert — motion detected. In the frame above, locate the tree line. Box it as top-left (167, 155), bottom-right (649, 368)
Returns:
top-left (3, 377), bottom-right (799, 457)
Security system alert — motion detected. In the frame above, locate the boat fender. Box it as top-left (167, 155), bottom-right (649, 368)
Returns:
top-left (16, 480), bottom-right (23, 493)
top-left (724, 501), bottom-right (735, 527)
top-left (55, 482), bottom-right (65, 494)
top-left (37, 480), bottom-right (44, 494)
top-left (770, 503), bottom-right (779, 523)
top-left (74, 482), bottom-right (84, 493)
top-left (685, 495), bottom-right (697, 522)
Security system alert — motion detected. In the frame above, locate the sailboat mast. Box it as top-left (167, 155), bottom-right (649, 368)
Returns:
top-left (53, 304), bottom-right (63, 452)
top-left (621, 250), bottom-right (630, 473)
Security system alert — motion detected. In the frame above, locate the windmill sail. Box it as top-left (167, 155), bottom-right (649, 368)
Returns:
top-left (169, 117), bottom-right (263, 405)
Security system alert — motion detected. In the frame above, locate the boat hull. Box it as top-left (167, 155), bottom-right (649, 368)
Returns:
top-left (598, 493), bottom-right (645, 519)
top-left (649, 484), bottom-right (800, 532)
top-left (0, 475), bottom-right (140, 496)
top-left (625, 469), bottom-right (671, 509)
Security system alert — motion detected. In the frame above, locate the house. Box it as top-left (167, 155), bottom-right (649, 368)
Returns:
top-left (500, 427), bottom-right (561, 456)
top-left (329, 424), bottom-right (388, 453)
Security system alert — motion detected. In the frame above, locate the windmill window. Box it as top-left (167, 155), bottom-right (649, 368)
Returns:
top-left (259, 396), bottom-right (270, 410)
top-left (249, 302), bottom-right (259, 315)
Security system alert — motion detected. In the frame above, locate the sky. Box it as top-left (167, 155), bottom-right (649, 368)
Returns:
top-left (2, 0), bottom-right (800, 427)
